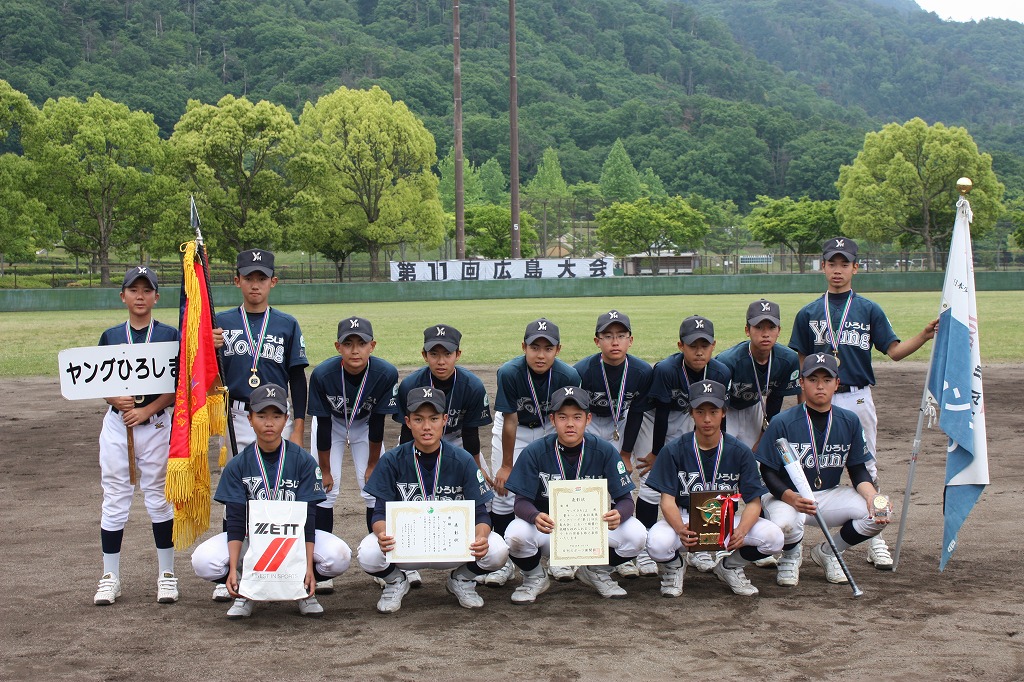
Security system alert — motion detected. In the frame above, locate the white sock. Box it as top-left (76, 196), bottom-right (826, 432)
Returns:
top-left (157, 547), bottom-right (175, 575)
top-left (102, 552), bottom-right (120, 576)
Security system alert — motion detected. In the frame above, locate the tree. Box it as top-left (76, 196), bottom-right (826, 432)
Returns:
top-left (466, 205), bottom-right (538, 258)
top-left (297, 86), bottom-right (444, 280)
top-left (437, 147), bottom-right (483, 213)
top-left (836, 118), bottom-right (1004, 269)
top-left (169, 95), bottom-right (303, 262)
top-left (639, 167), bottom-right (668, 202)
top-left (525, 147), bottom-right (570, 201)
top-left (746, 195), bottom-right (839, 273)
top-left (687, 194), bottom-right (744, 260)
top-left (599, 139), bottom-right (642, 203)
top-left (479, 157), bottom-right (508, 205)
top-left (595, 196), bottom-right (707, 275)
top-left (24, 93), bottom-right (174, 285)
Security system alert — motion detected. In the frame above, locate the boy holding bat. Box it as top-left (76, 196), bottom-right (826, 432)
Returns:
top-left (358, 388), bottom-right (508, 613)
top-left (754, 354), bottom-right (890, 586)
top-left (645, 380), bottom-right (784, 597)
top-left (503, 387), bottom-right (647, 603)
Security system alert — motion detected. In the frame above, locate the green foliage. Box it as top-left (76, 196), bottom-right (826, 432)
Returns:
top-left (595, 196), bottom-right (707, 273)
top-left (746, 196), bottom-right (839, 273)
top-left (836, 118), bottom-right (1004, 268)
top-left (525, 148), bottom-right (570, 201)
top-left (599, 139), bottom-right (642, 203)
top-left (466, 204), bottom-right (538, 258)
top-left (437, 147), bottom-right (484, 213)
top-left (478, 157), bottom-right (508, 205)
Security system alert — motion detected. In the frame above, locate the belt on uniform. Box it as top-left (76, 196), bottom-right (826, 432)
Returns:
top-left (110, 406), bottom-right (166, 425)
top-left (835, 385), bottom-right (867, 394)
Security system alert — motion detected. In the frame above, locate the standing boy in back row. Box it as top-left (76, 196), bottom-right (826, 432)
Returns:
top-left (789, 237), bottom-right (936, 569)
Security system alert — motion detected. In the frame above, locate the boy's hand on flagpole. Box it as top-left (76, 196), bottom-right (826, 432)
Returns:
top-left (212, 327), bottom-right (225, 349)
top-left (923, 318), bottom-right (939, 339)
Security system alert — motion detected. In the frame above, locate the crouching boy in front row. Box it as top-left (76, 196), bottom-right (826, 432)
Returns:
top-left (192, 384), bottom-right (352, 619)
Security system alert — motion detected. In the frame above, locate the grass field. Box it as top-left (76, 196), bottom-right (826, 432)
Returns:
top-left (4, 290), bottom-right (1016, 378)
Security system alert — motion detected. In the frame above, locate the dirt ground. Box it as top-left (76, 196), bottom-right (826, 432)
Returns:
top-left (1, 363), bottom-right (1022, 681)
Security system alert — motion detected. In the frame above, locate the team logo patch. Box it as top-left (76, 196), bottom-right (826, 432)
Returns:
top-left (477, 470), bottom-right (485, 483)
top-left (616, 461), bottom-right (626, 474)
top-left (790, 370), bottom-right (799, 380)
top-left (315, 467), bottom-right (323, 480)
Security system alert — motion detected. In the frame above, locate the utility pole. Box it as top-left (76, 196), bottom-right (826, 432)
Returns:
top-left (509, 0), bottom-right (521, 258)
top-left (453, 1), bottom-right (466, 259)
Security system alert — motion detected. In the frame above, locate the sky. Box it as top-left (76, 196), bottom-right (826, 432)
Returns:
top-left (915, 0), bottom-right (1024, 23)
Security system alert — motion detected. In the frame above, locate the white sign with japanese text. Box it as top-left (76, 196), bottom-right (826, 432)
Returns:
top-left (59, 341), bottom-right (178, 400)
top-left (389, 257), bottom-right (615, 282)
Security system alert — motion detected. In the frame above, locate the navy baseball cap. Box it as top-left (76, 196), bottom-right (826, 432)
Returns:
top-left (679, 315), bottom-right (715, 344)
top-left (596, 310), bottom-right (631, 335)
top-left (524, 318), bottom-right (559, 345)
top-left (237, 249), bottom-right (275, 277)
top-left (423, 324), bottom-right (461, 352)
top-left (338, 316), bottom-right (373, 342)
top-left (822, 237), bottom-right (858, 262)
top-left (550, 386), bottom-right (590, 412)
top-left (689, 380), bottom-right (727, 409)
top-left (250, 383), bottom-right (288, 413)
top-left (802, 352), bottom-right (839, 378)
top-left (747, 299), bottom-right (781, 326)
top-left (407, 387), bottom-right (446, 414)
top-left (121, 266), bottom-right (158, 291)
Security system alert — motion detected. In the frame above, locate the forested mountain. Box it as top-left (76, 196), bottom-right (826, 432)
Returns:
top-left (2, 0), bottom-right (1022, 206)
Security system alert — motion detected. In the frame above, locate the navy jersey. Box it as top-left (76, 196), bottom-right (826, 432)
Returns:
top-left (307, 355), bottom-right (399, 423)
top-left (647, 432), bottom-right (767, 508)
top-left (755, 404), bottom-right (873, 492)
top-left (716, 341), bottom-right (801, 411)
top-left (505, 433), bottom-right (634, 514)
top-left (364, 441), bottom-right (493, 504)
top-left (214, 440), bottom-right (325, 504)
top-left (573, 353), bottom-right (654, 417)
top-left (648, 354), bottom-right (732, 413)
top-left (99, 320), bottom-right (179, 409)
top-left (216, 306), bottom-right (308, 401)
top-left (789, 291), bottom-right (899, 388)
top-left (394, 366), bottom-right (492, 434)
top-left (494, 356), bottom-right (581, 428)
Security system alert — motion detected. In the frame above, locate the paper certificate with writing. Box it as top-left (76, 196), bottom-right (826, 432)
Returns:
top-left (385, 500), bottom-right (474, 563)
top-left (548, 479), bottom-right (609, 567)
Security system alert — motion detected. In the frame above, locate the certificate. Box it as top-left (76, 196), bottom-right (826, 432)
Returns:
top-left (385, 500), bottom-right (474, 563)
top-left (548, 479), bottom-right (609, 567)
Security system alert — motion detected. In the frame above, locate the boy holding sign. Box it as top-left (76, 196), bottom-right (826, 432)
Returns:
top-left (191, 384), bottom-right (352, 619)
top-left (503, 387), bottom-right (647, 603)
top-left (358, 388), bottom-right (508, 613)
top-left (93, 266), bottom-right (179, 606)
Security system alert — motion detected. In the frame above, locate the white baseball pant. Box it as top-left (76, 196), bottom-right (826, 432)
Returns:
top-left (98, 408), bottom-right (175, 530)
top-left (312, 416), bottom-right (374, 509)
top-left (487, 412), bottom-right (550, 516)
top-left (587, 412), bottom-right (659, 505)
top-left (191, 530), bottom-right (351, 582)
top-left (645, 508), bottom-right (784, 562)
top-left (760, 485), bottom-right (885, 546)
top-left (356, 531), bottom-right (509, 573)
top-left (504, 516), bottom-right (648, 560)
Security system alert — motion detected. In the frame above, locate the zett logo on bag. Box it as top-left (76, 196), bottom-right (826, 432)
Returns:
top-left (251, 523), bottom-right (301, 572)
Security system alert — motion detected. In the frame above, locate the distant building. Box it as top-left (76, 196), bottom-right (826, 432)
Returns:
top-left (622, 251), bottom-right (700, 275)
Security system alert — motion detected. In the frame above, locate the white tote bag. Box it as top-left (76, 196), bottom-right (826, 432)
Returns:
top-left (239, 499), bottom-right (310, 601)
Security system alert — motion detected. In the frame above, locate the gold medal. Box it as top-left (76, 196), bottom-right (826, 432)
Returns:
top-left (612, 429), bottom-right (620, 442)
top-left (814, 476), bottom-right (823, 489)
top-left (833, 352), bottom-right (841, 368)
top-left (248, 372), bottom-right (261, 388)
top-left (762, 418), bottom-right (770, 432)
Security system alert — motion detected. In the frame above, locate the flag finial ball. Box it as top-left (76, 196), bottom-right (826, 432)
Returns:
top-left (956, 177), bottom-right (973, 195)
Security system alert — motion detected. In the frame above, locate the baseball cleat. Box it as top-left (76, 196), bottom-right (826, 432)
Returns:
top-left (636, 550), bottom-right (659, 577)
top-left (94, 572), bottom-right (121, 606)
top-left (314, 578), bottom-right (335, 595)
top-left (615, 559), bottom-right (640, 579)
top-left (810, 542), bottom-right (848, 584)
top-left (156, 571), bottom-right (179, 604)
top-left (404, 569), bottom-right (424, 588)
top-left (659, 561), bottom-right (685, 598)
top-left (212, 583), bottom-right (232, 602)
top-left (776, 546), bottom-right (802, 587)
top-left (511, 569), bottom-right (551, 604)
top-left (446, 572), bottom-right (485, 609)
top-left (712, 562), bottom-right (759, 596)
top-left (576, 565), bottom-right (627, 599)
top-left (376, 573), bottom-right (411, 614)
top-left (483, 559), bottom-right (515, 587)
top-left (296, 595), bottom-right (324, 617)
top-left (686, 551), bottom-right (717, 572)
top-left (226, 598), bottom-right (254, 620)
top-left (549, 564), bottom-right (577, 582)
top-left (866, 536), bottom-right (894, 570)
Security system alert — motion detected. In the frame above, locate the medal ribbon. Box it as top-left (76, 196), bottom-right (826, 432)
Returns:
top-left (804, 405), bottom-right (833, 489)
top-left (748, 344), bottom-right (772, 423)
top-left (599, 358), bottom-right (629, 436)
top-left (555, 440), bottom-right (586, 481)
top-left (693, 434), bottom-right (724, 489)
top-left (413, 443), bottom-right (444, 501)
top-left (526, 367), bottom-right (552, 425)
top-left (681, 360), bottom-right (708, 398)
top-left (342, 358), bottom-right (371, 434)
top-left (254, 441), bottom-right (287, 500)
top-left (240, 306), bottom-right (271, 378)
top-left (823, 292), bottom-right (854, 362)
top-left (716, 493), bottom-right (743, 548)
top-left (429, 369), bottom-right (456, 434)
top-left (125, 320), bottom-right (154, 345)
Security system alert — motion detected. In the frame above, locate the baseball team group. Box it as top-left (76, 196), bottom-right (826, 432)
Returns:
top-left (92, 236), bottom-right (938, 619)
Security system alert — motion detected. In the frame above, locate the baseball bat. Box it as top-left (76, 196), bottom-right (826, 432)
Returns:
top-left (774, 438), bottom-right (864, 598)
top-left (126, 425), bottom-right (138, 485)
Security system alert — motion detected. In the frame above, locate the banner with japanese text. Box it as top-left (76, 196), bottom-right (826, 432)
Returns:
top-left (389, 257), bottom-right (615, 282)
